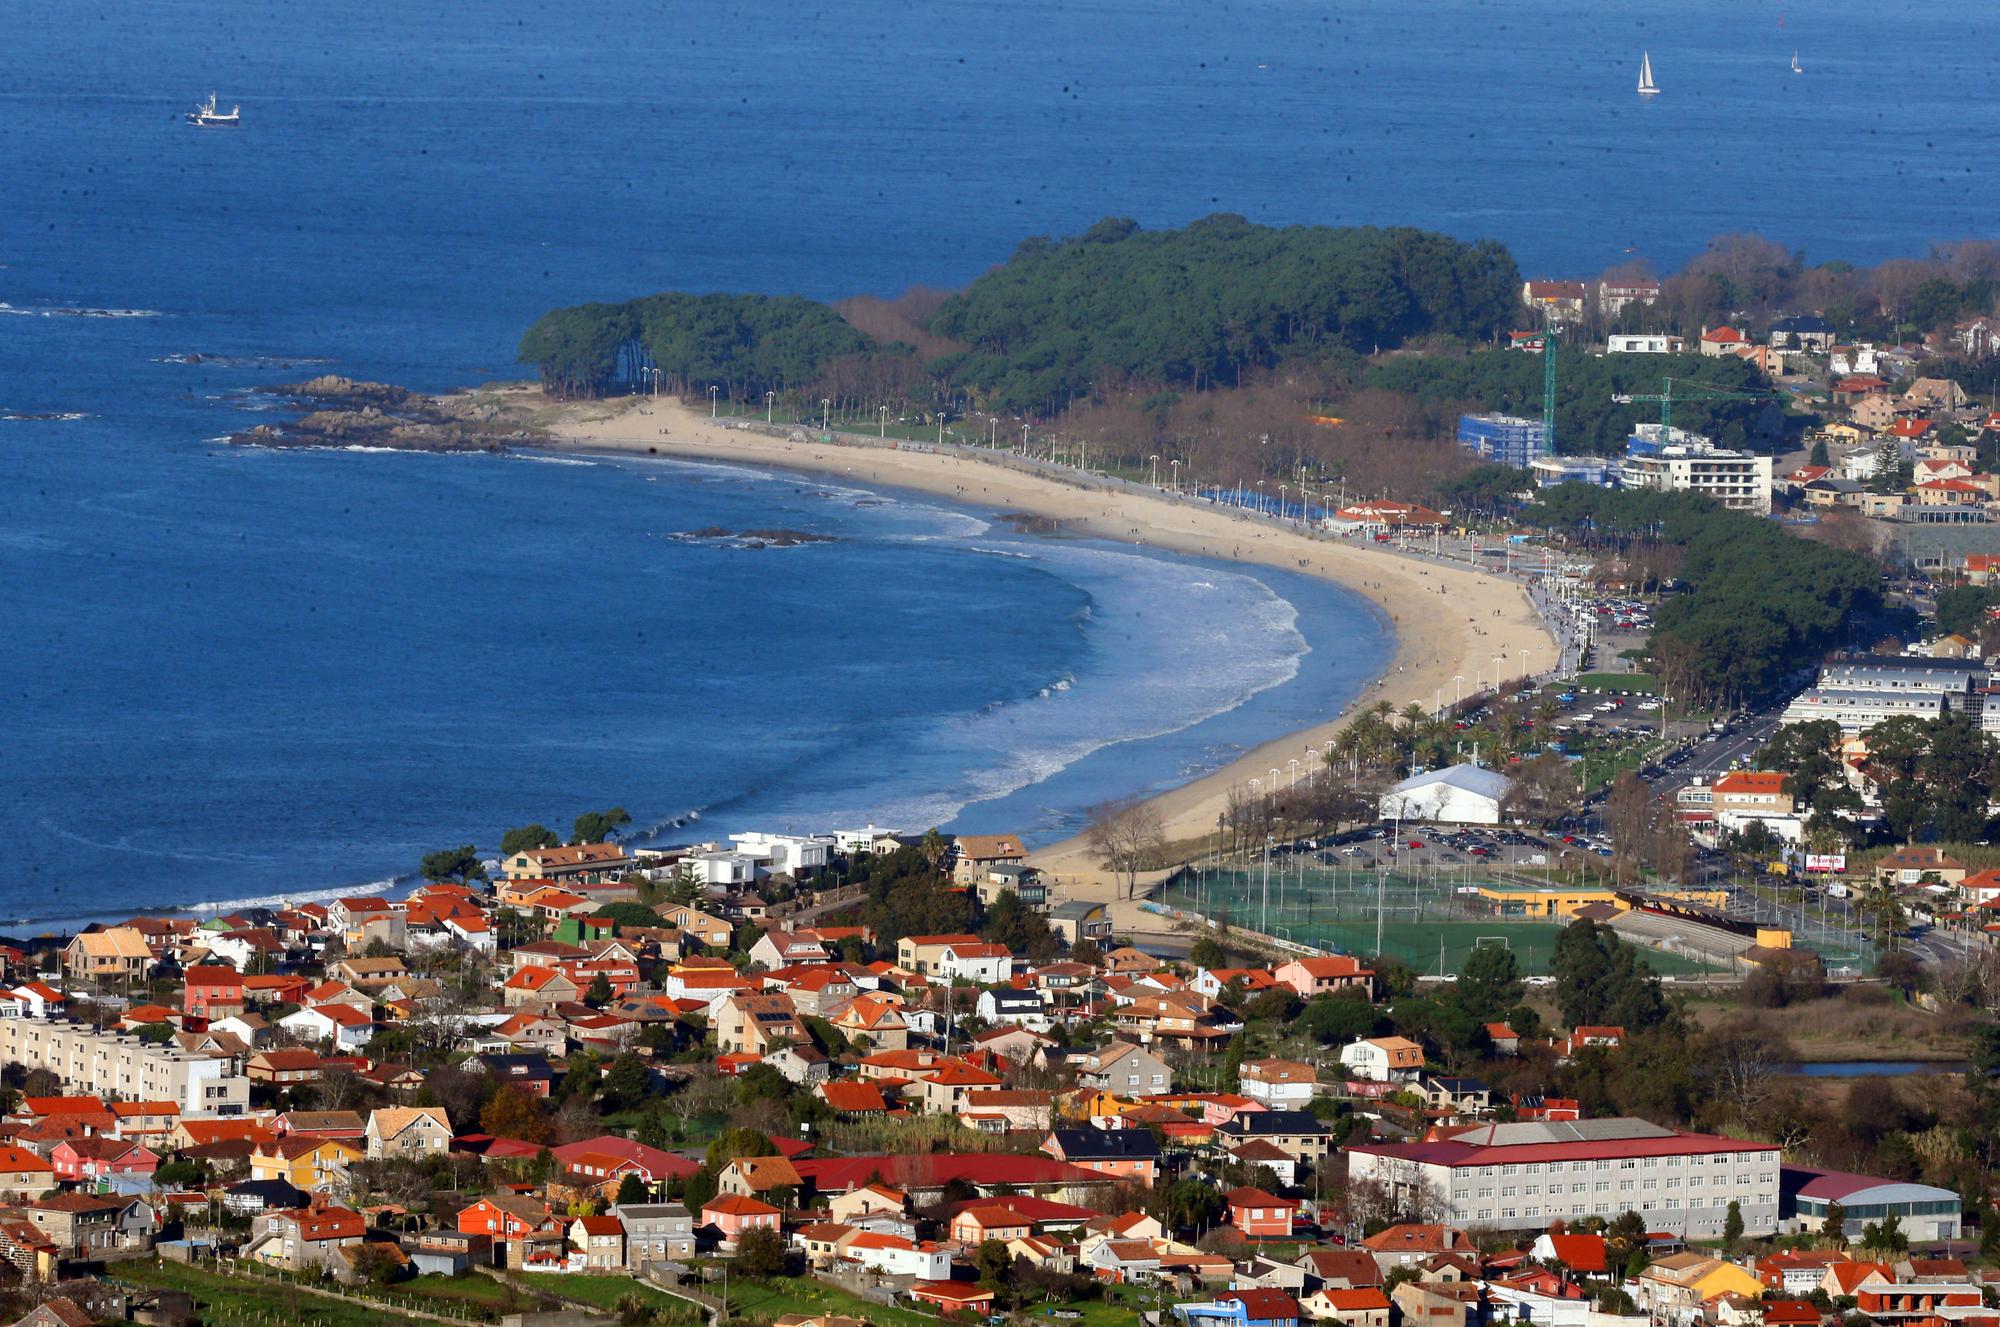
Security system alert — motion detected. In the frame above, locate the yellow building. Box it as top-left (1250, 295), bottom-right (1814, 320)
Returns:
top-left (249, 1136), bottom-right (363, 1192)
top-left (1474, 884), bottom-right (1728, 920)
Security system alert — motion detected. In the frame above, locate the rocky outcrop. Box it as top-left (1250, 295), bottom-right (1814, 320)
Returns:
top-left (230, 378), bottom-right (548, 452)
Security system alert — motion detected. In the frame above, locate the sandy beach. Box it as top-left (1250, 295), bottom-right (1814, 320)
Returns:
top-left (539, 394), bottom-right (1557, 898)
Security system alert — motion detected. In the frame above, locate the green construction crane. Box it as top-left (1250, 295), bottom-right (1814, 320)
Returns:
top-left (1522, 331), bottom-right (1559, 455)
top-left (1542, 333), bottom-right (1558, 456)
top-left (1613, 375), bottom-right (1774, 433)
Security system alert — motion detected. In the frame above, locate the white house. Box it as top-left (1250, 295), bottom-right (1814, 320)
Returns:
top-left (1378, 765), bottom-right (1511, 825)
top-left (203, 933), bottom-right (262, 971)
top-left (278, 1004), bottom-right (373, 1052)
top-left (4, 984), bottom-right (65, 1019)
top-left (1338, 1036), bottom-right (1425, 1083)
top-left (843, 1232), bottom-right (952, 1279)
top-left (936, 941), bottom-right (1013, 986)
top-left (975, 988), bottom-right (1050, 1031)
top-left (831, 825), bottom-right (900, 854)
top-left (210, 1014), bottom-right (267, 1047)
top-left (1606, 334), bottom-right (1684, 355)
top-left (444, 915), bottom-right (496, 954)
top-left (693, 852), bottom-right (762, 888)
top-left (1238, 1059), bottom-right (1319, 1108)
top-left (729, 832), bottom-right (834, 878)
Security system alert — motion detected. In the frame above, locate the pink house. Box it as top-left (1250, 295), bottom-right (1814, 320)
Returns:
top-left (1271, 955), bottom-right (1375, 999)
top-left (50, 1137), bottom-right (159, 1183)
top-left (701, 1194), bottom-right (781, 1247)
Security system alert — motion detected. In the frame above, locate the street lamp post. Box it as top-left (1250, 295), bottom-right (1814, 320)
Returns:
top-left (707, 385), bottom-right (719, 418)
top-left (989, 418), bottom-right (998, 449)
top-left (1020, 423), bottom-right (1030, 453)
top-left (821, 398), bottom-right (831, 431)
top-left (1149, 454), bottom-right (1160, 487)
top-left (764, 389), bottom-right (775, 422)
top-left (879, 405), bottom-right (889, 437)
top-left (1170, 458), bottom-right (1181, 492)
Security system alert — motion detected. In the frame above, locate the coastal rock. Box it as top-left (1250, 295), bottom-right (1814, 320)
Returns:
top-left (280, 375), bottom-right (419, 410)
top-left (227, 377), bottom-right (551, 453)
top-left (670, 526), bottom-right (836, 549)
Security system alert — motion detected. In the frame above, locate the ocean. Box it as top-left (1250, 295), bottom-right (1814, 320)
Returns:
top-left (2, 0), bottom-right (1991, 924)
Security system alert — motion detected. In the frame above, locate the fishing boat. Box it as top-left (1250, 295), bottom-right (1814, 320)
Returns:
top-left (185, 93), bottom-right (240, 128)
top-left (1637, 51), bottom-right (1660, 96)
top-left (1791, 52), bottom-right (1803, 74)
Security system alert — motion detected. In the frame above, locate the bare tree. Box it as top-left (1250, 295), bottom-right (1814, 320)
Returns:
top-left (1501, 753), bottom-right (1580, 828)
top-left (1086, 797), bottom-right (1167, 900)
top-left (1699, 1017), bottom-right (1792, 1133)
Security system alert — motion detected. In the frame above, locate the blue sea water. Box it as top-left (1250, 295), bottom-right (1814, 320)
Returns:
top-left (2, 0), bottom-right (1993, 922)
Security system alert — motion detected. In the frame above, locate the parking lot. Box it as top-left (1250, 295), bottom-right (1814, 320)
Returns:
top-left (1311, 823), bottom-right (1614, 872)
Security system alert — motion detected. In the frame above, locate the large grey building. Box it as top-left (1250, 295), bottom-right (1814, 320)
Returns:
top-left (1816, 656), bottom-right (1986, 703)
top-left (1345, 1118), bottom-right (1780, 1236)
top-left (1779, 687), bottom-right (1949, 733)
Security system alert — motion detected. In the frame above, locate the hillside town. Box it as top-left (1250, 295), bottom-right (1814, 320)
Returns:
top-left (0, 800), bottom-right (1993, 1327)
top-left (1494, 273), bottom-right (2000, 581)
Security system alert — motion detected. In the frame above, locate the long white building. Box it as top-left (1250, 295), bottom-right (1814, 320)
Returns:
top-left (1345, 1118), bottom-right (1780, 1236)
top-left (1779, 688), bottom-right (1949, 733)
top-left (0, 1016), bottom-right (250, 1115)
top-left (1780, 655), bottom-right (1989, 732)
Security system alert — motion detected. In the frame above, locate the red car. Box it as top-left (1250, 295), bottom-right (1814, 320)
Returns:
top-left (1407, 840), bottom-right (1424, 849)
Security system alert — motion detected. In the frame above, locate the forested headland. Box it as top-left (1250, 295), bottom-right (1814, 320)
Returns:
top-left (518, 215), bottom-right (1520, 411)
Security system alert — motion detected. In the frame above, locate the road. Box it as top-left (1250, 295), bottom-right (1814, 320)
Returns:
top-left (1642, 711), bottom-right (1782, 800)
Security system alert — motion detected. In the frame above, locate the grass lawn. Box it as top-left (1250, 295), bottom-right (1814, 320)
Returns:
top-left (518, 1273), bottom-right (693, 1314)
top-left (1040, 1282), bottom-right (1183, 1327)
top-left (722, 1276), bottom-right (938, 1327)
top-left (401, 1275), bottom-right (538, 1312)
top-left (113, 1259), bottom-right (426, 1327)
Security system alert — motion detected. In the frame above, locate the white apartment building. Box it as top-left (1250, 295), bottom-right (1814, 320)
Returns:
top-left (0, 1017), bottom-right (249, 1115)
top-left (1621, 426), bottom-right (1773, 515)
top-left (1818, 657), bottom-right (1984, 704)
top-left (1345, 1118), bottom-right (1780, 1237)
top-left (1780, 688), bottom-right (1947, 733)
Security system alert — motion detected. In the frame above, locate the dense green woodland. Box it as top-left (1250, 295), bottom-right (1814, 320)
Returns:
top-left (1528, 488), bottom-right (1880, 704)
top-left (519, 293), bottom-right (868, 399)
top-left (927, 216), bottom-right (1520, 409)
top-left (1364, 349), bottom-right (1778, 456)
top-left (518, 217), bottom-right (1519, 409)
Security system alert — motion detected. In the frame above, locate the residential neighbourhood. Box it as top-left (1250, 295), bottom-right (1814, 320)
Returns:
top-left (0, 806), bottom-right (1988, 1327)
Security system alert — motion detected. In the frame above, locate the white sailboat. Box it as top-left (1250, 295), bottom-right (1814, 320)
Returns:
top-left (1637, 51), bottom-right (1660, 96)
top-left (1791, 51), bottom-right (1803, 74)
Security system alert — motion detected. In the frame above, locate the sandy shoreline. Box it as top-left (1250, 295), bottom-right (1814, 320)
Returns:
top-left (538, 395), bottom-right (1557, 896)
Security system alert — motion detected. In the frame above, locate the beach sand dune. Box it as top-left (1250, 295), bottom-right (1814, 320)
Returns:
top-left (543, 396), bottom-right (1557, 901)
